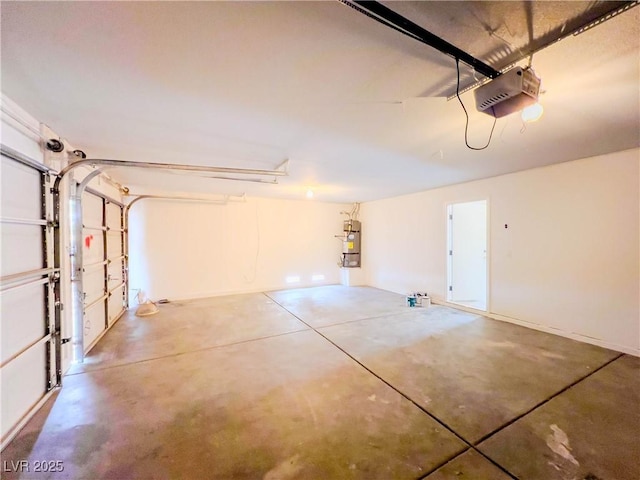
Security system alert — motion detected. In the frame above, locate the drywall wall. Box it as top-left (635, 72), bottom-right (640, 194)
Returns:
top-left (128, 196), bottom-right (348, 301)
top-left (361, 148), bottom-right (640, 355)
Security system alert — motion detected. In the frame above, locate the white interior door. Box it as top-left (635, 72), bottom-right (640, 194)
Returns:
top-left (448, 200), bottom-right (487, 311)
top-left (0, 150), bottom-right (57, 447)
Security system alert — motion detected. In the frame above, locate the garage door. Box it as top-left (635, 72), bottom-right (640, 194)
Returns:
top-left (81, 187), bottom-right (126, 353)
top-left (0, 147), bottom-right (59, 446)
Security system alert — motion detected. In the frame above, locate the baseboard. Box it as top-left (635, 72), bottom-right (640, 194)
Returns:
top-left (166, 281), bottom-right (341, 304)
top-left (431, 298), bottom-right (486, 316)
top-left (431, 298), bottom-right (639, 357)
top-left (487, 312), bottom-right (639, 357)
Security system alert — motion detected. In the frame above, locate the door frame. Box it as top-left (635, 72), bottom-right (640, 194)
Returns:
top-left (446, 198), bottom-right (491, 313)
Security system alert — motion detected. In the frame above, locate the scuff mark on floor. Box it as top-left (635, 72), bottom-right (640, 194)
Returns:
top-left (483, 340), bottom-right (517, 349)
top-left (541, 351), bottom-right (567, 360)
top-left (546, 424), bottom-right (579, 466)
top-left (263, 454), bottom-right (302, 480)
top-left (302, 394), bottom-right (318, 428)
top-left (548, 461), bottom-right (561, 471)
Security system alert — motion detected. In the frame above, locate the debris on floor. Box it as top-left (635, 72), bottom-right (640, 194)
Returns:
top-left (135, 300), bottom-right (159, 317)
top-left (407, 292), bottom-right (430, 307)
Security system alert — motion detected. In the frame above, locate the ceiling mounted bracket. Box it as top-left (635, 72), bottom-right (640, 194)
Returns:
top-left (274, 158), bottom-right (289, 174)
top-left (573, 0), bottom-right (638, 36)
top-left (446, 0), bottom-right (639, 100)
top-left (192, 174), bottom-right (279, 184)
top-left (190, 158), bottom-right (289, 184)
top-left (339, 0), bottom-right (501, 79)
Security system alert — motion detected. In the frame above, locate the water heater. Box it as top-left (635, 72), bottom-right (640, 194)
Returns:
top-left (341, 220), bottom-right (361, 268)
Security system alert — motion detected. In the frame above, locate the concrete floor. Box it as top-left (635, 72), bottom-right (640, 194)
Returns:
top-left (2, 285), bottom-right (638, 479)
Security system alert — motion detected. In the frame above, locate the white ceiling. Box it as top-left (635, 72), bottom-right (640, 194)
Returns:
top-left (1, 1), bottom-right (638, 202)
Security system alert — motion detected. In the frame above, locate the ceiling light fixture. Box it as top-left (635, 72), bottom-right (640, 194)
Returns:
top-left (521, 102), bottom-right (544, 122)
top-left (306, 189), bottom-right (314, 199)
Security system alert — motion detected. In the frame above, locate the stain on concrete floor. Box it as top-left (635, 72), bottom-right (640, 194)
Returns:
top-left (2, 286), bottom-right (637, 479)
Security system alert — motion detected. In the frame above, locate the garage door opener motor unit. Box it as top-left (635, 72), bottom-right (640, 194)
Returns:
top-left (474, 66), bottom-right (541, 118)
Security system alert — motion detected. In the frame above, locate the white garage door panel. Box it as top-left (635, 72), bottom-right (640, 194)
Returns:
top-left (107, 260), bottom-right (123, 288)
top-left (0, 156), bottom-right (41, 219)
top-left (105, 203), bottom-right (121, 228)
top-left (84, 301), bottom-right (106, 350)
top-left (0, 342), bottom-right (46, 439)
top-left (106, 231), bottom-right (123, 258)
top-left (82, 193), bottom-right (103, 226)
top-left (83, 230), bottom-right (104, 266)
top-left (108, 290), bottom-right (125, 326)
top-left (0, 147), bottom-right (58, 449)
top-left (84, 268), bottom-right (106, 304)
top-left (75, 188), bottom-right (126, 357)
top-left (0, 224), bottom-right (43, 276)
top-left (0, 283), bottom-right (45, 364)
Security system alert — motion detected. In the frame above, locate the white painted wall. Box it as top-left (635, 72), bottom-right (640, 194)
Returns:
top-left (361, 149), bottom-right (640, 355)
top-left (128, 196), bottom-right (348, 301)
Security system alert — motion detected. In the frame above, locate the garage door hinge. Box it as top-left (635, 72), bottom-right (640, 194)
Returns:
top-left (61, 337), bottom-right (71, 344)
top-left (449, 286), bottom-right (453, 291)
